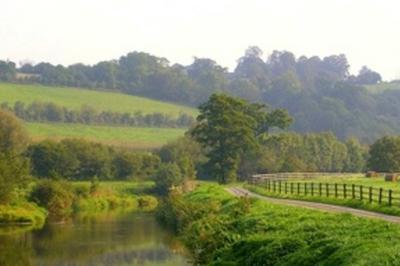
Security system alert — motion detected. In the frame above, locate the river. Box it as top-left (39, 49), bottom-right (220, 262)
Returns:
top-left (0, 211), bottom-right (191, 266)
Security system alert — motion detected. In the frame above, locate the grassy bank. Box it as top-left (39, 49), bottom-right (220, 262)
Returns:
top-left (0, 83), bottom-right (197, 117)
top-left (158, 183), bottom-right (400, 265)
top-left (0, 181), bottom-right (158, 229)
top-left (72, 181), bottom-right (158, 213)
top-left (26, 122), bottom-right (186, 149)
top-left (0, 202), bottom-right (46, 227)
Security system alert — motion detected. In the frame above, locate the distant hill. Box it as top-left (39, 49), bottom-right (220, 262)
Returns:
top-left (0, 83), bottom-right (197, 117)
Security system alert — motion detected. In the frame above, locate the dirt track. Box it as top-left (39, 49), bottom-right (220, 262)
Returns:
top-left (227, 187), bottom-right (400, 224)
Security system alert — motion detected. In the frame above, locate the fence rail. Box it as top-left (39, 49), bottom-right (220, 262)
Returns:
top-left (250, 172), bottom-right (361, 184)
top-left (261, 180), bottom-right (396, 207)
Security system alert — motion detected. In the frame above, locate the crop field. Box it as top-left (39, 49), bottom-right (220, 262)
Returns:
top-left (0, 83), bottom-right (197, 117)
top-left (26, 122), bottom-right (185, 149)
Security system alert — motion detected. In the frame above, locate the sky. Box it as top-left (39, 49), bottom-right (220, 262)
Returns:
top-left (1, 0), bottom-right (399, 80)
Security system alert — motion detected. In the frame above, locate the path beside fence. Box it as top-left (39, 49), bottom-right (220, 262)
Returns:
top-left (227, 187), bottom-right (400, 224)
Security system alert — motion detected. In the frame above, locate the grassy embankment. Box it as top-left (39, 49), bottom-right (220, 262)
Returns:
top-left (246, 174), bottom-right (400, 216)
top-left (158, 183), bottom-right (400, 265)
top-left (0, 83), bottom-right (196, 148)
top-left (0, 181), bottom-right (158, 230)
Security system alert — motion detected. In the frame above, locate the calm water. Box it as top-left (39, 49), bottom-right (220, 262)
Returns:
top-left (0, 212), bottom-right (191, 266)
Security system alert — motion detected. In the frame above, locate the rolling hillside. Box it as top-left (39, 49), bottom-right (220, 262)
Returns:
top-left (0, 83), bottom-right (197, 117)
top-left (0, 83), bottom-right (195, 148)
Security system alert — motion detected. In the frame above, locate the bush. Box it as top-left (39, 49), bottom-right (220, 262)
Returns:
top-left (30, 180), bottom-right (75, 219)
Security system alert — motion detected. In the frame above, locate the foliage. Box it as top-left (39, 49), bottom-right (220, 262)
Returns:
top-left (0, 202), bottom-right (46, 226)
top-left (0, 111), bottom-right (30, 204)
top-left (253, 132), bottom-right (367, 174)
top-left (1, 100), bottom-right (194, 128)
top-left (159, 184), bottom-right (400, 265)
top-left (28, 138), bottom-right (161, 180)
top-left (30, 180), bottom-right (75, 218)
top-left (191, 94), bottom-right (292, 183)
top-left (158, 136), bottom-right (205, 180)
top-left (154, 163), bottom-right (183, 195)
top-left (368, 136), bottom-right (400, 172)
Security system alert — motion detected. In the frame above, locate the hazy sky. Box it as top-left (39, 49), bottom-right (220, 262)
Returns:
top-left (1, 0), bottom-right (399, 79)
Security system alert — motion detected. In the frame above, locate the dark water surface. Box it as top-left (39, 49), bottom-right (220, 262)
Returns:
top-left (0, 212), bottom-right (191, 266)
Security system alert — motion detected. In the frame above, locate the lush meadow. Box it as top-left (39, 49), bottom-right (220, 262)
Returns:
top-left (26, 122), bottom-right (186, 149)
top-left (158, 183), bottom-right (400, 265)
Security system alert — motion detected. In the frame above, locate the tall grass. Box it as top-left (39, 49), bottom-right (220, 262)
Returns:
top-left (158, 183), bottom-right (400, 265)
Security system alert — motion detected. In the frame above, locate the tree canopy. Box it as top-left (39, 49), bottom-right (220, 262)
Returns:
top-left (191, 94), bottom-right (292, 183)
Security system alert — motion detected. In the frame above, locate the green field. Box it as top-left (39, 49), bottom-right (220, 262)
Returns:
top-left (26, 122), bottom-right (186, 149)
top-left (0, 83), bottom-right (197, 117)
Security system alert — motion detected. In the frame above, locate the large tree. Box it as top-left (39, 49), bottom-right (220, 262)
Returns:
top-left (368, 136), bottom-right (400, 172)
top-left (191, 94), bottom-right (292, 183)
top-left (0, 111), bottom-right (30, 203)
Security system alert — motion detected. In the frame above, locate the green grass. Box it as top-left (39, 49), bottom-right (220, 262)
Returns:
top-left (160, 183), bottom-right (400, 265)
top-left (288, 174), bottom-right (400, 191)
top-left (26, 122), bottom-right (186, 149)
top-left (0, 82), bottom-right (197, 117)
top-left (0, 202), bottom-right (47, 227)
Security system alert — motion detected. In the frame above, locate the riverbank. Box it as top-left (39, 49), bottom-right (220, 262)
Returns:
top-left (158, 183), bottom-right (400, 265)
top-left (0, 181), bottom-right (158, 229)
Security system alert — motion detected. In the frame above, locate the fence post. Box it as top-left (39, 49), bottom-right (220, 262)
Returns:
top-left (297, 183), bottom-right (300, 194)
top-left (285, 182), bottom-right (288, 194)
top-left (379, 188), bottom-right (383, 204)
top-left (305, 183), bottom-right (307, 196)
top-left (389, 189), bottom-right (393, 206)
top-left (319, 183), bottom-right (322, 196)
top-left (360, 186), bottom-right (363, 200)
top-left (335, 183), bottom-right (338, 198)
top-left (352, 184), bottom-right (355, 199)
top-left (369, 187), bottom-right (373, 203)
top-left (343, 184), bottom-right (347, 199)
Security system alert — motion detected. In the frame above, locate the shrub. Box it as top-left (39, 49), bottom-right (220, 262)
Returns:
top-left (30, 180), bottom-right (75, 219)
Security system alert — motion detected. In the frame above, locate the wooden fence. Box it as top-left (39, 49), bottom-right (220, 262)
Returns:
top-left (250, 172), bottom-right (361, 184)
top-left (261, 180), bottom-right (397, 206)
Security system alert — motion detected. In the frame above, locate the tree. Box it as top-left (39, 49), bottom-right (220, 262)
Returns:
top-left (191, 94), bottom-right (292, 183)
top-left (0, 111), bottom-right (30, 203)
top-left (154, 163), bottom-right (183, 195)
top-left (355, 66), bottom-right (382, 85)
top-left (368, 136), bottom-right (400, 172)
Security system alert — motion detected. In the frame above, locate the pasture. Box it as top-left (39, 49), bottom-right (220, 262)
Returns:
top-left (26, 122), bottom-right (186, 149)
top-left (0, 83), bottom-right (197, 117)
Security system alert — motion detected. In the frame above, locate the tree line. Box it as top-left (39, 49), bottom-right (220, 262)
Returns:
top-left (1, 48), bottom-right (399, 142)
top-left (0, 101), bottom-right (194, 128)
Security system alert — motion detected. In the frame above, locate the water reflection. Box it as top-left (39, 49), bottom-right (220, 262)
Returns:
top-left (0, 212), bottom-right (191, 266)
